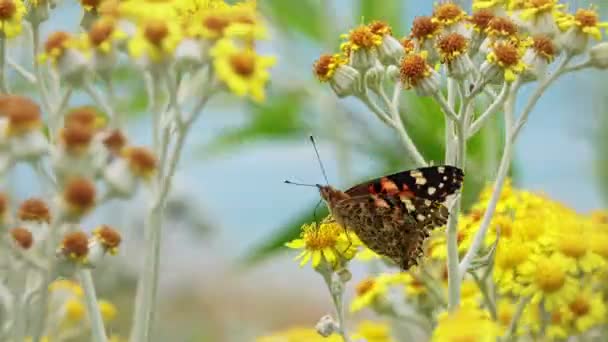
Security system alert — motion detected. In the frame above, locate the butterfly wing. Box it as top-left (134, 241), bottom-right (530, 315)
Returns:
top-left (345, 165), bottom-right (464, 202)
top-left (333, 193), bottom-right (449, 270)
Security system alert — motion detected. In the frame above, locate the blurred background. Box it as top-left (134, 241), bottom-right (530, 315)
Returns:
top-left (6, 0), bottom-right (608, 341)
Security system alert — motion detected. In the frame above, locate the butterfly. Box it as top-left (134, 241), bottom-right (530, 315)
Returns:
top-left (318, 165), bottom-right (464, 270)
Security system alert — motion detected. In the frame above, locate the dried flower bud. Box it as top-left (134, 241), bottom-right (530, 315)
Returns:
top-left (63, 177), bottom-right (96, 216)
top-left (10, 227), bottom-right (33, 249)
top-left (60, 231), bottom-right (89, 262)
top-left (19, 198), bottom-right (50, 223)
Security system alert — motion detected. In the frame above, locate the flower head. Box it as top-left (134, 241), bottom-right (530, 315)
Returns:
top-left (60, 231), bottom-right (90, 263)
top-left (567, 287), bottom-right (606, 333)
top-left (0, 95), bottom-right (42, 136)
top-left (65, 106), bottom-right (105, 130)
top-left (10, 226), bottom-right (33, 249)
top-left (411, 16), bottom-right (442, 43)
top-left (128, 19), bottom-right (182, 63)
top-left (342, 25), bottom-right (382, 52)
top-left (433, 2), bottom-right (467, 27)
top-left (286, 218), bottom-right (357, 269)
top-left (19, 198), bottom-right (50, 223)
top-left (399, 51), bottom-right (440, 95)
top-left (484, 41), bottom-right (527, 82)
top-left (123, 146), bottom-right (157, 179)
top-left (210, 38), bottom-right (275, 102)
top-left (60, 124), bottom-right (95, 155)
top-left (432, 307), bottom-right (500, 342)
top-left (93, 225), bottom-right (121, 255)
top-left (437, 32), bottom-right (468, 63)
top-left (0, 0), bottom-right (25, 38)
top-left (101, 129), bottom-right (127, 155)
top-left (469, 9), bottom-right (495, 33)
top-left (62, 177), bottom-right (96, 216)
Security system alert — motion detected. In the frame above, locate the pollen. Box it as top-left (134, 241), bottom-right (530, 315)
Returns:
top-left (575, 9), bottom-right (598, 28)
top-left (302, 222), bottom-right (339, 250)
top-left (94, 224), bottom-right (121, 250)
top-left (368, 21), bottom-right (392, 36)
top-left (399, 53), bottom-right (430, 87)
top-left (569, 294), bottom-right (591, 316)
top-left (61, 231), bottom-right (89, 260)
top-left (44, 31), bottom-right (71, 55)
top-left (487, 16), bottom-right (518, 37)
top-left (144, 20), bottom-right (169, 46)
top-left (0, 0), bottom-right (16, 20)
top-left (124, 147), bottom-right (157, 178)
top-left (63, 177), bottom-right (96, 213)
top-left (492, 42), bottom-right (519, 66)
top-left (313, 54), bottom-right (340, 82)
top-left (534, 257), bottom-right (566, 293)
top-left (19, 198), bottom-right (50, 223)
top-left (355, 278), bottom-right (376, 296)
top-left (411, 16), bottom-right (440, 40)
top-left (229, 52), bottom-right (256, 77)
top-left (531, 35), bottom-right (556, 61)
top-left (437, 32), bottom-right (468, 62)
top-left (88, 19), bottom-right (115, 47)
top-left (60, 125), bottom-right (94, 153)
top-left (102, 129), bottom-right (127, 154)
top-left (0, 95), bottom-right (42, 135)
top-left (65, 106), bottom-right (100, 129)
top-left (401, 38), bottom-right (415, 53)
top-left (469, 10), bottom-right (494, 31)
top-left (433, 2), bottom-right (465, 23)
top-left (347, 25), bottom-right (381, 50)
top-left (10, 227), bottom-right (33, 249)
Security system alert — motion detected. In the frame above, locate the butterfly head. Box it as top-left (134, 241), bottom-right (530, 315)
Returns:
top-left (317, 184), bottom-right (350, 205)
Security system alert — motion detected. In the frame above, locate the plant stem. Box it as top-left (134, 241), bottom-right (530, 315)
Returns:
top-left (467, 82), bottom-right (509, 138)
top-left (7, 57), bottom-right (37, 83)
top-left (0, 37), bottom-right (8, 94)
top-left (78, 269), bottom-right (108, 342)
top-left (31, 22), bottom-right (52, 114)
top-left (320, 271), bottom-right (349, 342)
top-left (504, 297), bottom-right (529, 340)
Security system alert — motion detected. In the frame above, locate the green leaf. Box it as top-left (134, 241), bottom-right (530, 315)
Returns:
top-left (260, 0), bottom-right (324, 41)
top-left (239, 204), bottom-right (328, 267)
top-left (358, 0), bottom-right (406, 33)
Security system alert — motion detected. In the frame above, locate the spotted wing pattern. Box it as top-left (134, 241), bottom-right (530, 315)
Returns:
top-left (329, 165), bottom-right (463, 270)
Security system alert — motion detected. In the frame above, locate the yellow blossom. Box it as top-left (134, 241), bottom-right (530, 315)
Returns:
top-left (350, 321), bottom-right (394, 342)
top-left (64, 297), bottom-right (86, 323)
top-left (128, 19), bottom-right (182, 62)
top-left (486, 41), bottom-right (527, 82)
top-left (350, 273), bottom-right (409, 313)
top-left (432, 307), bottom-right (500, 342)
top-left (286, 218), bottom-right (357, 269)
top-left (0, 0), bottom-right (25, 38)
top-left (567, 287), bottom-right (606, 333)
top-left (210, 38), bottom-right (275, 102)
top-left (557, 7), bottom-right (608, 41)
top-left (99, 299), bottom-right (118, 322)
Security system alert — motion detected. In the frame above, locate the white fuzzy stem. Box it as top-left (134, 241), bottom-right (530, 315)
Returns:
top-left (78, 269), bottom-right (108, 342)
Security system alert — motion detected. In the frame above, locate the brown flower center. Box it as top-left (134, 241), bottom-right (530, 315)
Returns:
top-left (349, 25), bottom-right (379, 49)
top-left (95, 225), bottom-right (121, 249)
top-left (61, 125), bottom-right (94, 151)
top-left (487, 16), bottom-right (518, 36)
top-left (493, 43), bottom-right (519, 66)
top-left (411, 16), bottom-right (440, 39)
top-left (399, 53), bottom-right (429, 86)
top-left (569, 295), bottom-right (591, 316)
top-left (102, 129), bottom-right (127, 154)
top-left (0, 0), bottom-right (16, 20)
top-left (88, 19), bottom-right (115, 47)
top-left (575, 9), bottom-right (598, 28)
top-left (19, 198), bottom-right (50, 223)
top-left (45, 31), bottom-right (71, 55)
top-left (64, 178), bottom-right (96, 211)
top-left (532, 35), bottom-right (555, 60)
top-left (62, 231), bottom-right (89, 258)
top-left (401, 38), bottom-right (415, 52)
top-left (144, 20), bottom-right (169, 45)
top-left (10, 227), bottom-right (33, 249)
top-left (313, 54), bottom-right (333, 80)
top-left (65, 106), bottom-right (99, 129)
top-left (437, 33), bottom-right (467, 58)
top-left (368, 21), bottom-right (392, 36)
top-left (0, 95), bottom-right (42, 132)
top-left (203, 15), bottom-right (231, 34)
top-left (470, 10), bottom-right (494, 30)
top-left (230, 53), bottom-right (255, 77)
top-left (433, 3), bottom-right (463, 22)
top-left (80, 0), bottom-right (101, 9)
top-left (125, 147), bottom-right (157, 176)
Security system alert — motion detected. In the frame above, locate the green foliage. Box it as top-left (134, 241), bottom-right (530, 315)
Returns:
top-left (358, 0), bottom-right (406, 33)
top-left (260, 0), bottom-right (324, 41)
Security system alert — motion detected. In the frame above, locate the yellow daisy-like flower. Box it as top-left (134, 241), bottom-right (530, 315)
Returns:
top-left (350, 321), bottom-right (394, 342)
top-left (340, 24), bottom-right (382, 53)
top-left (517, 252), bottom-right (578, 311)
top-left (486, 41), bottom-right (527, 82)
top-left (0, 0), bottom-right (25, 39)
top-left (64, 297), bottom-right (86, 323)
top-left (88, 18), bottom-right (128, 54)
top-left (520, 0), bottom-right (563, 20)
top-left (128, 19), bottom-right (182, 62)
top-left (495, 299), bottom-right (516, 334)
top-left (432, 2), bottom-right (467, 26)
top-left (554, 221), bottom-right (604, 273)
top-left (312, 53), bottom-right (346, 82)
top-left (285, 219), bottom-right (357, 269)
top-left (493, 238), bottom-right (532, 294)
top-left (401, 272), bottom-right (428, 298)
top-left (557, 7), bottom-right (608, 41)
top-left (567, 287), bottom-right (607, 333)
top-left (523, 304), bottom-right (572, 339)
top-left (473, 0), bottom-right (507, 11)
top-left (210, 38), bottom-right (275, 102)
top-left (187, 4), bottom-right (265, 41)
top-left (432, 307), bottom-right (500, 342)
top-left (256, 327), bottom-right (342, 342)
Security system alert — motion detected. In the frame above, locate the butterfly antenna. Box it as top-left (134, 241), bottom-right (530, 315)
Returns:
top-left (284, 180), bottom-right (318, 187)
top-left (309, 136), bottom-right (330, 185)
top-left (313, 199), bottom-right (322, 224)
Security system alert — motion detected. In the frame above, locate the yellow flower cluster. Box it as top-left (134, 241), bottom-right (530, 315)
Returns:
top-left (34, 0), bottom-right (274, 102)
top-left (257, 320), bottom-right (394, 342)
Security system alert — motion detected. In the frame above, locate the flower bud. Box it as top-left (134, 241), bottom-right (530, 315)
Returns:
top-left (61, 177), bottom-right (96, 219)
top-left (10, 227), bottom-right (33, 249)
top-left (330, 64), bottom-right (360, 98)
top-left (315, 315), bottom-right (339, 338)
top-left (59, 231), bottom-right (89, 264)
top-left (590, 42), bottom-right (608, 69)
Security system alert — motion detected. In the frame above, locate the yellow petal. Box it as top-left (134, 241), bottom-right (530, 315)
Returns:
top-left (312, 251), bottom-right (322, 268)
top-left (285, 239), bottom-right (305, 249)
top-left (323, 248), bottom-right (337, 266)
top-left (298, 251), bottom-right (311, 267)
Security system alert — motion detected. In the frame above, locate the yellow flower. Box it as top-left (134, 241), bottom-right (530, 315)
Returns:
top-left (460, 280), bottom-right (482, 308)
top-left (485, 41), bottom-right (527, 82)
top-left (99, 299), bottom-right (118, 322)
top-left (64, 297), bottom-right (86, 323)
top-left (286, 218), bottom-right (357, 269)
top-left (312, 53), bottom-right (346, 82)
top-left (518, 253), bottom-right (578, 311)
top-left (350, 273), bottom-right (409, 313)
top-left (128, 19), bottom-right (182, 62)
top-left (493, 239), bottom-right (532, 294)
top-left (557, 7), bottom-right (608, 41)
top-left (0, 0), bottom-right (26, 39)
top-left (432, 307), bottom-right (500, 342)
top-left (520, 0), bottom-right (563, 20)
top-left (88, 18), bottom-right (128, 54)
top-left (473, 0), bottom-right (507, 11)
top-left (567, 287), bottom-right (606, 333)
top-left (432, 2), bottom-right (467, 26)
top-left (401, 272), bottom-right (428, 297)
top-left (210, 38), bottom-right (275, 102)
top-left (186, 3), bottom-right (265, 41)
top-left (256, 327), bottom-right (342, 342)
top-left (495, 299), bottom-right (516, 333)
top-left (350, 321), bottom-right (394, 342)
top-left (340, 24), bottom-right (382, 53)
top-left (49, 279), bottom-right (84, 297)
top-left (555, 221), bottom-right (603, 273)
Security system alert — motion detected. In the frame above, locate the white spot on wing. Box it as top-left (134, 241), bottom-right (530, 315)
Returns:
top-left (438, 166), bottom-right (445, 173)
top-left (443, 176), bottom-right (448, 181)
top-left (424, 199), bottom-right (432, 206)
top-left (415, 177), bottom-right (427, 185)
top-left (439, 183), bottom-right (445, 188)
top-left (417, 214), bottom-right (426, 221)
top-left (410, 170), bottom-right (423, 177)
top-left (428, 187), bottom-right (437, 195)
